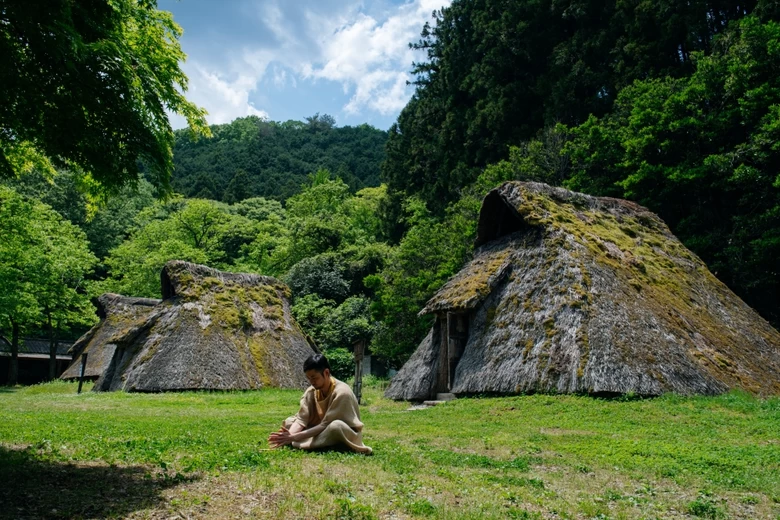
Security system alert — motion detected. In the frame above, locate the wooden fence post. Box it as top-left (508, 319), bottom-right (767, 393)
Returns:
top-left (353, 339), bottom-right (365, 405)
top-left (77, 353), bottom-right (88, 394)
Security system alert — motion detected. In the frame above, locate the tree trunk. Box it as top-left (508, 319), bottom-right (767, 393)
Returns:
top-left (8, 320), bottom-right (19, 386)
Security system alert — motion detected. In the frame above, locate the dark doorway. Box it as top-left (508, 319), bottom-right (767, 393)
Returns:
top-left (435, 313), bottom-right (469, 394)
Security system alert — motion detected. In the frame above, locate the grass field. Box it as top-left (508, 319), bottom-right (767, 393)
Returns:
top-left (0, 381), bottom-right (778, 520)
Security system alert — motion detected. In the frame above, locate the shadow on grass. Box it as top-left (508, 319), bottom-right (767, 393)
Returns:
top-left (0, 446), bottom-right (194, 519)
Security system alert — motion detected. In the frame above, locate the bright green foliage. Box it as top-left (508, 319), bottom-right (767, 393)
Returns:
top-left (292, 295), bottom-right (376, 352)
top-left (270, 172), bottom-right (352, 273)
top-left (341, 185), bottom-right (388, 245)
top-left (0, 187), bottom-right (97, 382)
top-left (286, 254), bottom-right (350, 302)
top-left (0, 188), bottom-right (47, 337)
top-left (565, 15), bottom-right (780, 326)
top-left (321, 348), bottom-right (355, 381)
top-left (321, 297), bottom-right (376, 348)
top-left (3, 169), bottom-right (157, 261)
top-left (171, 116), bottom-right (386, 201)
top-left (243, 175), bottom-right (390, 279)
top-left (0, 188), bottom-right (98, 327)
top-left (100, 198), bottom-right (253, 298)
top-left (236, 211), bottom-right (290, 276)
top-left (268, 176), bottom-right (387, 353)
top-left (367, 198), bottom-right (475, 364)
top-left (228, 197), bottom-right (285, 222)
top-left (290, 294), bottom-right (336, 340)
top-left (0, 0), bottom-right (209, 194)
top-left (383, 0), bottom-right (761, 211)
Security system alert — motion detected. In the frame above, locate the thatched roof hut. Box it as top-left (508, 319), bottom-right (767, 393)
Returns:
top-left (386, 182), bottom-right (780, 400)
top-left (61, 294), bottom-right (161, 381)
top-left (62, 261), bottom-right (316, 391)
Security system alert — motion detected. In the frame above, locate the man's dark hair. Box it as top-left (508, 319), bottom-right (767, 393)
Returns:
top-left (303, 353), bottom-right (330, 373)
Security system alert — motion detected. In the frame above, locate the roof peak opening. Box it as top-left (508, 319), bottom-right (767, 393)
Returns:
top-left (475, 190), bottom-right (527, 247)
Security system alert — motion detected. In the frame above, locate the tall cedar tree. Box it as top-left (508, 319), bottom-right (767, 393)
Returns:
top-left (383, 0), bottom-right (758, 212)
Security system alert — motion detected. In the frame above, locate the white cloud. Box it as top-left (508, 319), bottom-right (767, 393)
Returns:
top-left (271, 64), bottom-right (296, 88)
top-left (303, 0), bottom-right (450, 115)
top-left (167, 0), bottom-right (451, 128)
top-left (188, 64), bottom-right (269, 124)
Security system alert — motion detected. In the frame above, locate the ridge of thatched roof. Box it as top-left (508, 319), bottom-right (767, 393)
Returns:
top-left (161, 260), bottom-right (285, 300)
top-left (387, 181), bottom-right (780, 399)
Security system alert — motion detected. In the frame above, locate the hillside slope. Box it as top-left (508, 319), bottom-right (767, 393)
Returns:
top-left (171, 115), bottom-right (387, 202)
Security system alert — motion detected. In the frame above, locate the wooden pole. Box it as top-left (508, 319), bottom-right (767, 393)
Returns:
top-left (77, 353), bottom-right (88, 394)
top-left (353, 339), bottom-right (364, 405)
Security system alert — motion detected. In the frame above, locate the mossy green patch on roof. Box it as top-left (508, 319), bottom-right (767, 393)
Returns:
top-left (421, 245), bottom-right (514, 315)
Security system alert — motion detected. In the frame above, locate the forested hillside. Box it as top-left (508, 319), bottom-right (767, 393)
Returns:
top-left (384, 0), bottom-right (771, 207)
top-left (170, 114), bottom-right (387, 202)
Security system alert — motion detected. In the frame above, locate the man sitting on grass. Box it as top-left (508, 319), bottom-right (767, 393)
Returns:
top-left (268, 354), bottom-right (372, 454)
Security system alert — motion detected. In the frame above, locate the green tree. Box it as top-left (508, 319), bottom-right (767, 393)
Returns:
top-left (285, 254), bottom-right (350, 303)
top-left (100, 198), bottom-right (248, 297)
top-left (37, 240), bottom-right (98, 380)
top-left (565, 14), bottom-right (780, 326)
top-left (223, 169), bottom-right (251, 204)
top-left (229, 197), bottom-right (285, 222)
top-left (383, 0), bottom-right (762, 212)
top-left (237, 212), bottom-right (290, 276)
top-left (290, 294), bottom-right (377, 377)
top-left (3, 169), bottom-right (158, 262)
top-left (0, 187), bottom-right (97, 384)
top-left (171, 116), bottom-right (387, 202)
top-left (366, 196), bottom-right (476, 365)
top-left (0, 0), bottom-right (209, 194)
top-left (267, 172), bottom-right (352, 272)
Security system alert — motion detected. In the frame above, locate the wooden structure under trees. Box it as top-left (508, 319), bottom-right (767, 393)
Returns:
top-left (0, 337), bottom-right (73, 385)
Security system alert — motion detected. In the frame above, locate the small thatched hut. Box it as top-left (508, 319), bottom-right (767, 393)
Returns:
top-left (61, 294), bottom-right (161, 381)
top-left (386, 182), bottom-right (780, 400)
top-left (62, 261), bottom-right (316, 391)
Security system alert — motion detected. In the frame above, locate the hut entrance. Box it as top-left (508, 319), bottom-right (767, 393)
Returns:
top-left (435, 313), bottom-right (469, 393)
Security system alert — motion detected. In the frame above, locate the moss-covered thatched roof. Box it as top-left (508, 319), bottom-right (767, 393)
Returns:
top-left (63, 261), bottom-right (316, 392)
top-left (387, 182), bottom-right (780, 400)
top-left (61, 294), bottom-right (161, 380)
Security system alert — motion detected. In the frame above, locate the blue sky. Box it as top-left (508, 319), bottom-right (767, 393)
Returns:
top-left (159, 0), bottom-right (451, 130)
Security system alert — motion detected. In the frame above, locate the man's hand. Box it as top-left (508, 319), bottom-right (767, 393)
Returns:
top-left (268, 426), bottom-right (296, 448)
top-left (267, 422), bottom-right (328, 448)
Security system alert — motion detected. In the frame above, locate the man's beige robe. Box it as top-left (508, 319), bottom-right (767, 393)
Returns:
top-left (283, 377), bottom-right (372, 454)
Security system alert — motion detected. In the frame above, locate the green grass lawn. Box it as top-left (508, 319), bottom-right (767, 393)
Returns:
top-left (1, 381), bottom-right (778, 519)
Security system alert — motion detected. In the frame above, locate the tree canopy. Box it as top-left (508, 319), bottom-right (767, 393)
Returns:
top-left (0, 0), bottom-right (208, 194)
top-left (564, 14), bottom-right (780, 325)
top-left (383, 0), bottom-right (762, 211)
top-left (171, 116), bottom-right (387, 202)
top-left (0, 186), bottom-right (97, 384)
